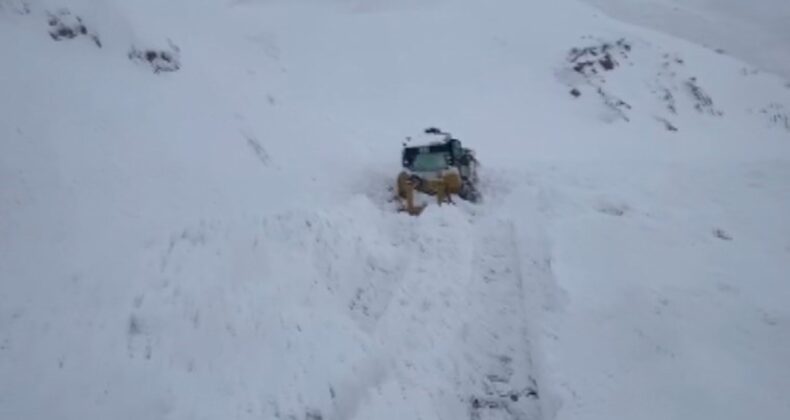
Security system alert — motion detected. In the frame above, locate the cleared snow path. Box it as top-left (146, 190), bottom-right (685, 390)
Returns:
top-left (355, 207), bottom-right (542, 420)
top-left (465, 218), bottom-right (541, 420)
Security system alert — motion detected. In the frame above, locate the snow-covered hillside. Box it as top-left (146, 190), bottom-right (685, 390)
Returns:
top-left (581, 0), bottom-right (790, 80)
top-left (1, 1), bottom-right (789, 420)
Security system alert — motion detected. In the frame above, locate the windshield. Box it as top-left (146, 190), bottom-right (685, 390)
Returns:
top-left (411, 152), bottom-right (448, 172)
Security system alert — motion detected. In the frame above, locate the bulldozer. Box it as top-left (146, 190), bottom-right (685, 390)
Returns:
top-left (395, 127), bottom-right (480, 215)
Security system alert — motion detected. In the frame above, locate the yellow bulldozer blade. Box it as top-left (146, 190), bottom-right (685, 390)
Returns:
top-left (396, 175), bottom-right (424, 215)
top-left (395, 172), bottom-right (460, 216)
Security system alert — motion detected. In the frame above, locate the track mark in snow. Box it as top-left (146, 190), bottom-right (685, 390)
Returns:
top-left (465, 219), bottom-right (541, 420)
top-left (126, 314), bottom-right (153, 360)
top-left (242, 131), bottom-right (271, 166)
top-left (339, 210), bottom-right (544, 420)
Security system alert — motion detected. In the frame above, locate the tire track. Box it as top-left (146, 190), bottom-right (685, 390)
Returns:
top-left (464, 217), bottom-right (541, 420)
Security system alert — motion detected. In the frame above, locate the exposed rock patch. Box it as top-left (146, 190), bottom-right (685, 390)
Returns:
top-left (46, 9), bottom-right (101, 47)
top-left (128, 41), bottom-right (181, 73)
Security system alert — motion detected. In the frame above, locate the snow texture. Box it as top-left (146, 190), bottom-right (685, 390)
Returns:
top-left (1, 1), bottom-right (789, 420)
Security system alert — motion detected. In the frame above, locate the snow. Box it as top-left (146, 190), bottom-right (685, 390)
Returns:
top-left (507, 161), bottom-right (790, 420)
top-left (1, 0), bottom-right (789, 420)
top-left (580, 0), bottom-right (790, 80)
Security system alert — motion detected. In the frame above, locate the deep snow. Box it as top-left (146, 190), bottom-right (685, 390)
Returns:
top-left (1, 0), bottom-right (789, 420)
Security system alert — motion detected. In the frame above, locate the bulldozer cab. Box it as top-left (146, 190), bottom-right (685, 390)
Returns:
top-left (402, 138), bottom-right (463, 173)
top-left (395, 128), bottom-right (480, 215)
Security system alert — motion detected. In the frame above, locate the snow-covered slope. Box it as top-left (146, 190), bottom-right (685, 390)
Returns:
top-left (581, 0), bottom-right (790, 80)
top-left (1, 0), bottom-right (789, 419)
